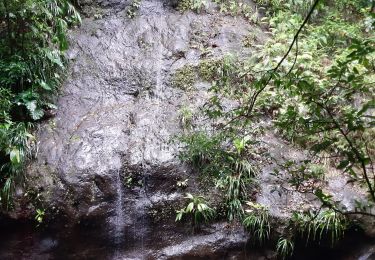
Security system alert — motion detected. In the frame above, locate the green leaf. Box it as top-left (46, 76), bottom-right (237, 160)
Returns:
top-left (40, 80), bottom-right (52, 90)
top-left (311, 140), bottom-right (335, 153)
top-left (25, 100), bottom-right (44, 120)
top-left (25, 100), bottom-right (37, 113)
top-left (185, 193), bottom-right (194, 200)
top-left (186, 202), bottom-right (194, 212)
top-left (46, 50), bottom-right (64, 68)
top-left (10, 148), bottom-right (20, 165)
top-left (337, 160), bottom-right (350, 170)
top-left (175, 210), bottom-right (184, 222)
top-left (314, 189), bottom-right (333, 206)
top-left (31, 109), bottom-right (44, 120)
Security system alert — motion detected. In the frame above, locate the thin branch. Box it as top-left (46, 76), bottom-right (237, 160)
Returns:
top-left (245, 0), bottom-right (321, 117)
top-left (316, 101), bottom-right (375, 202)
top-left (342, 211), bottom-right (375, 218)
top-left (286, 37), bottom-right (299, 76)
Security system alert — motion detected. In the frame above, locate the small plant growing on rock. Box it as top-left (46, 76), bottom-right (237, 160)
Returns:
top-left (127, 0), bottom-right (141, 18)
top-left (276, 237), bottom-right (294, 260)
top-left (197, 59), bottom-right (222, 82)
top-left (242, 33), bottom-right (256, 48)
top-left (177, 179), bottom-right (189, 189)
top-left (243, 201), bottom-right (270, 244)
top-left (171, 65), bottom-right (197, 91)
top-left (178, 106), bottom-right (194, 130)
top-left (178, 0), bottom-right (207, 13)
top-left (175, 193), bottom-right (215, 230)
top-left (35, 208), bottom-right (45, 226)
top-left (290, 209), bottom-right (347, 245)
top-left (213, 0), bottom-right (254, 19)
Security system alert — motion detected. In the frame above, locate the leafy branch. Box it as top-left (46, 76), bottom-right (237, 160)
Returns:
top-left (244, 0), bottom-right (321, 118)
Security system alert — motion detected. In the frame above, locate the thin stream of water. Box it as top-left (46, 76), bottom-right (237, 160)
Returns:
top-left (114, 169), bottom-right (125, 244)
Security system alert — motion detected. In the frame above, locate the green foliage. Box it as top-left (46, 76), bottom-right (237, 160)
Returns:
top-left (275, 39), bottom-right (375, 200)
top-left (176, 56), bottom-right (261, 222)
top-left (197, 59), bottom-right (223, 82)
top-left (0, 0), bottom-right (80, 207)
top-left (171, 65), bottom-right (197, 90)
top-left (177, 0), bottom-right (207, 12)
top-left (178, 105), bottom-right (194, 129)
top-left (178, 131), bottom-right (223, 171)
top-left (272, 161), bottom-right (325, 194)
top-left (242, 32), bottom-right (256, 48)
top-left (243, 201), bottom-right (270, 244)
top-left (179, 131), bottom-right (257, 221)
top-left (290, 209), bottom-right (347, 245)
top-left (177, 0), bottom-right (257, 21)
top-left (273, 209), bottom-right (346, 258)
top-left (184, 0), bottom-right (375, 217)
top-left (127, 0), bottom-right (141, 19)
top-left (175, 193), bottom-right (215, 229)
top-left (177, 0), bottom-right (374, 254)
top-left (276, 237), bottom-right (294, 260)
top-left (35, 208), bottom-right (45, 225)
top-left (212, 0), bottom-right (257, 21)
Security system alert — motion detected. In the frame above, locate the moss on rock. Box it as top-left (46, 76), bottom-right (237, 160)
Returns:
top-left (171, 65), bottom-right (197, 90)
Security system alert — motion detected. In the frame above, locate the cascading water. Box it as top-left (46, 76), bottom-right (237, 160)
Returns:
top-left (110, 169), bottom-right (126, 259)
top-left (113, 169), bottom-right (125, 245)
top-left (132, 171), bottom-right (149, 260)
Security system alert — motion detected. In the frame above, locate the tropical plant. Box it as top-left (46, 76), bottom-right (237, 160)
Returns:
top-left (183, 0), bottom-right (375, 216)
top-left (175, 193), bottom-right (215, 230)
top-left (178, 105), bottom-right (194, 130)
top-left (0, 0), bottom-right (80, 207)
top-left (276, 237), bottom-right (294, 260)
top-left (35, 208), bottom-right (45, 225)
top-left (179, 131), bottom-right (257, 221)
top-left (290, 209), bottom-right (347, 245)
top-left (176, 0), bottom-right (374, 256)
top-left (177, 0), bottom-right (207, 12)
top-left (243, 201), bottom-right (271, 244)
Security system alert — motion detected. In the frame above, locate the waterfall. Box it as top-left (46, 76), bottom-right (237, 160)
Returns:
top-left (113, 169), bottom-right (125, 244)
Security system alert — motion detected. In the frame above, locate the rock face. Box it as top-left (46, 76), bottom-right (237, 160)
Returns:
top-left (26, 0), bottom-right (260, 220)
top-left (2, 0), bottom-right (373, 259)
top-left (4, 0), bottom-right (264, 258)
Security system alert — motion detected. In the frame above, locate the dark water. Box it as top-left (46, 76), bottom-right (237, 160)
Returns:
top-left (0, 218), bottom-right (155, 259)
top-left (1, 221), bottom-right (375, 260)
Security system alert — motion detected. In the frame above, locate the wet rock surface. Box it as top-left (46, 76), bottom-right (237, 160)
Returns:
top-left (1, 0), bottom-right (374, 259)
top-left (2, 0), bottom-right (261, 258)
top-left (22, 0), bottom-right (258, 222)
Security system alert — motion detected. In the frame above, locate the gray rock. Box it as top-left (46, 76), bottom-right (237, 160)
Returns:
top-left (2, 0), bottom-right (372, 258)
top-left (3, 0), bottom-right (261, 258)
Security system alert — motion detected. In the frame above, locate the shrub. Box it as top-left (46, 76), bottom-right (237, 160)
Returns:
top-left (243, 201), bottom-right (270, 244)
top-left (0, 0), bottom-right (80, 207)
top-left (175, 193), bottom-right (215, 230)
top-left (276, 237), bottom-right (294, 259)
top-left (290, 209), bottom-right (347, 245)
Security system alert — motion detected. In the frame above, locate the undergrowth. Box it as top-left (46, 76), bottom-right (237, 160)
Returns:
top-left (176, 0), bottom-right (374, 257)
top-left (0, 0), bottom-right (80, 207)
